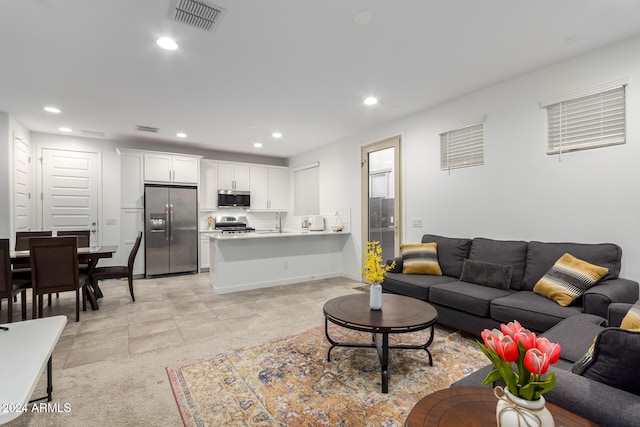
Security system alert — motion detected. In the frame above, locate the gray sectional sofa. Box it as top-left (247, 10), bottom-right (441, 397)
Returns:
top-left (382, 234), bottom-right (639, 336)
top-left (453, 304), bottom-right (640, 426)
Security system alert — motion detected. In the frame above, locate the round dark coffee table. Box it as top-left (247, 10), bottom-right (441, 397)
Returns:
top-left (323, 293), bottom-right (438, 393)
top-left (405, 387), bottom-right (600, 426)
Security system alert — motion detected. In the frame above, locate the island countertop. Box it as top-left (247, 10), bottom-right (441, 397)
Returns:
top-left (205, 229), bottom-right (349, 240)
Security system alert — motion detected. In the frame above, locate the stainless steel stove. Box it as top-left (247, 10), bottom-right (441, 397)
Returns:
top-left (214, 215), bottom-right (255, 234)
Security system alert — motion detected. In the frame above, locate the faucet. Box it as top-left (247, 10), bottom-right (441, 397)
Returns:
top-left (275, 212), bottom-right (282, 233)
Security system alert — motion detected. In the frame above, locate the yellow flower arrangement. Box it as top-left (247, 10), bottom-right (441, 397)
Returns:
top-left (361, 241), bottom-right (395, 283)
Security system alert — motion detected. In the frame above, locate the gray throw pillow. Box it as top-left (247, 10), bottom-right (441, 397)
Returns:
top-left (570, 328), bottom-right (640, 396)
top-left (459, 259), bottom-right (513, 290)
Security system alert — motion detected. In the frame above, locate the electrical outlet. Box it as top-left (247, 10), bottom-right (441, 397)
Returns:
top-left (412, 218), bottom-right (423, 227)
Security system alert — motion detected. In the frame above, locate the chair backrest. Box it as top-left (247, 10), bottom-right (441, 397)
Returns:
top-left (15, 231), bottom-right (53, 251)
top-left (0, 239), bottom-right (11, 295)
top-left (29, 237), bottom-right (80, 295)
top-left (57, 230), bottom-right (91, 248)
top-left (128, 232), bottom-right (143, 271)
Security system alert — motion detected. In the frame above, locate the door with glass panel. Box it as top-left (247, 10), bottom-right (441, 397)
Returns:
top-left (361, 136), bottom-right (401, 267)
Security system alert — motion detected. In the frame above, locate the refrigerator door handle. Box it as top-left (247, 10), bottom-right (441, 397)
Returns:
top-left (170, 204), bottom-right (174, 241)
top-left (165, 204), bottom-right (170, 241)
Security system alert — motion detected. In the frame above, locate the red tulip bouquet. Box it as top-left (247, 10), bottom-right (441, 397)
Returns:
top-left (478, 320), bottom-right (561, 401)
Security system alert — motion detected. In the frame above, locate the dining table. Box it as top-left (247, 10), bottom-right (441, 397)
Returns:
top-left (9, 245), bottom-right (118, 310)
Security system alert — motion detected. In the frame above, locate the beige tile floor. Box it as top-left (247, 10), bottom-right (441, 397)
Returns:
top-left (1, 273), bottom-right (361, 370)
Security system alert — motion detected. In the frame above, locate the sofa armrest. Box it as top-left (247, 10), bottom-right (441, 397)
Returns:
top-left (545, 369), bottom-right (640, 427)
top-left (608, 302), bottom-right (635, 327)
top-left (583, 278), bottom-right (639, 318)
top-left (386, 256), bottom-right (403, 273)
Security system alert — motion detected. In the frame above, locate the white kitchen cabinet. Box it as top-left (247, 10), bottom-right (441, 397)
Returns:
top-left (144, 153), bottom-right (200, 184)
top-left (249, 166), bottom-right (288, 210)
top-left (121, 208), bottom-right (145, 276)
top-left (120, 150), bottom-right (144, 208)
top-left (200, 234), bottom-right (210, 271)
top-left (218, 163), bottom-right (250, 191)
top-left (199, 160), bottom-right (218, 210)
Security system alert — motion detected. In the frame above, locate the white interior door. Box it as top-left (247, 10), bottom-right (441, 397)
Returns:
top-left (41, 148), bottom-right (99, 245)
top-left (13, 136), bottom-right (31, 232)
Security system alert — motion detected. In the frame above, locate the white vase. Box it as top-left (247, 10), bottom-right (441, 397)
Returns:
top-left (495, 387), bottom-right (554, 427)
top-left (369, 283), bottom-right (382, 310)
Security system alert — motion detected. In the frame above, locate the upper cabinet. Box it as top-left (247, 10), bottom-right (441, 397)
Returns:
top-left (218, 163), bottom-right (250, 191)
top-left (249, 166), bottom-right (288, 211)
top-left (199, 160), bottom-right (218, 210)
top-left (120, 150), bottom-right (144, 208)
top-left (144, 153), bottom-right (200, 184)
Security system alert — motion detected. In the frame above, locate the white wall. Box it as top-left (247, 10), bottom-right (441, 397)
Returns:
top-left (290, 34), bottom-right (640, 282)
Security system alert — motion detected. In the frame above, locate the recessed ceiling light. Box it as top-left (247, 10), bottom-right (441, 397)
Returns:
top-left (254, 142), bottom-right (263, 148)
top-left (59, 127), bottom-right (72, 133)
top-left (364, 97), bottom-right (378, 106)
top-left (354, 11), bottom-right (373, 25)
top-left (157, 37), bottom-right (178, 51)
top-left (272, 132), bottom-right (283, 139)
top-left (44, 106), bottom-right (61, 113)
top-left (176, 132), bottom-right (187, 138)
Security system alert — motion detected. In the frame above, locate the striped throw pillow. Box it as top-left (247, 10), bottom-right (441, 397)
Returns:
top-left (533, 253), bottom-right (609, 306)
top-left (401, 242), bottom-right (443, 275)
top-left (621, 301), bottom-right (640, 331)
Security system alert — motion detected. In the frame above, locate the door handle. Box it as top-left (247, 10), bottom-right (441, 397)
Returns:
top-left (165, 204), bottom-right (170, 241)
top-left (91, 222), bottom-right (97, 233)
top-left (169, 204), bottom-right (174, 241)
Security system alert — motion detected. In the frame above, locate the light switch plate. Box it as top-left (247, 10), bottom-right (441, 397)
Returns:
top-left (412, 218), bottom-right (423, 227)
top-left (106, 218), bottom-right (117, 225)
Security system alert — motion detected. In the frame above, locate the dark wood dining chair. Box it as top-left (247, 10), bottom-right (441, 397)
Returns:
top-left (29, 236), bottom-right (89, 322)
top-left (56, 230), bottom-right (91, 248)
top-left (13, 231), bottom-right (53, 278)
top-left (89, 232), bottom-right (142, 302)
top-left (0, 239), bottom-right (29, 323)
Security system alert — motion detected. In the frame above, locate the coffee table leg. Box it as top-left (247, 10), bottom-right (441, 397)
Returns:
top-left (325, 317), bottom-right (337, 362)
top-left (381, 333), bottom-right (389, 393)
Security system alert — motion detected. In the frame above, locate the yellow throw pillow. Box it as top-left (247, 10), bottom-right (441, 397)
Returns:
top-left (621, 301), bottom-right (640, 331)
top-left (533, 253), bottom-right (609, 306)
top-left (401, 242), bottom-right (443, 275)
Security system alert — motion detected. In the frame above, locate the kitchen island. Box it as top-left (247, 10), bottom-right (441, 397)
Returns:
top-left (207, 230), bottom-right (350, 293)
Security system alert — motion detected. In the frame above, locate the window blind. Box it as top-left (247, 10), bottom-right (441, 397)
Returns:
top-left (546, 85), bottom-right (626, 155)
top-left (440, 122), bottom-right (484, 170)
top-left (293, 163), bottom-right (319, 215)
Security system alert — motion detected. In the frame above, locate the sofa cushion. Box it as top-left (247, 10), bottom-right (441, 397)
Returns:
top-left (540, 314), bottom-right (606, 363)
top-left (429, 281), bottom-right (513, 317)
top-left (620, 301), bottom-right (640, 331)
top-left (533, 253), bottom-right (609, 307)
top-left (468, 238), bottom-right (528, 290)
top-left (400, 242), bottom-right (442, 275)
top-left (570, 328), bottom-right (640, 396)
top-left (490, 291), bottom-right (582, 332)
top-left (421, 234), bottom-right (472, 278)
top-left (382, 272), bottom-right (457, 301)
top-left (459, 259), bottom-right (513, 290)
top-left (521, 241), bottom-right (621, 291)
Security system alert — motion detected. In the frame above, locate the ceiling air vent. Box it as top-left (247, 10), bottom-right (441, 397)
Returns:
top-left (80, 129), bottom-right (105, 138)
top-left (168, 0), bottom-right (227, 32)
top-left (136, 125), bottom-right (159, 133)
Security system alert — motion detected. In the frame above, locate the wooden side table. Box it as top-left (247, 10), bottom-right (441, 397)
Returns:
top-left (405, 387), bottom-right (600, 427)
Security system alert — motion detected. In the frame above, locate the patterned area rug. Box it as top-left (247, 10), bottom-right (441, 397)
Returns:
top-left (166, 325), bottom-right (486, 426)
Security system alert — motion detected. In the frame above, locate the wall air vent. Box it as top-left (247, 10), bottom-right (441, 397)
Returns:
top-left (168, 0), bottom-right (227, 32)
top-left (136, 125), bottom-right (159, 133)
top-left (80, 129), bottom-right (105, 138)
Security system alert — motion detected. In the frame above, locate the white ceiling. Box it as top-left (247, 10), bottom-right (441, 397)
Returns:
top-left (2, 0), bottom-right (640, 159)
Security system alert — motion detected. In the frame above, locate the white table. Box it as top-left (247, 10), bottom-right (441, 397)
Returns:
top-left (0, 316), bottom-right (67, 424)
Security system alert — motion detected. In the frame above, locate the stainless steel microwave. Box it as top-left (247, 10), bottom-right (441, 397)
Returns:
top-left (217, 190), bottom-right (251, 208)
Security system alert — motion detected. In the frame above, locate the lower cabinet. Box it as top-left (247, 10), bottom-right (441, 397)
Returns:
top-left (200, 234), bottom-right (210, 271)
top-left (121, 208), bottom-right (145, 276)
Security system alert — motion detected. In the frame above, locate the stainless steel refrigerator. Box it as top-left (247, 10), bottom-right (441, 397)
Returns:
top-left (144, 185), bottom-right (198, 277)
